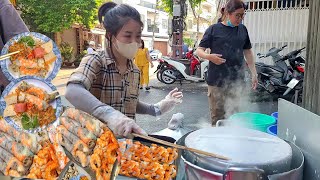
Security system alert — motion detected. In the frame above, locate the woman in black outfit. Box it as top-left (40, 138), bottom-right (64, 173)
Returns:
top-left (196, 0), bottom-right (258, 125)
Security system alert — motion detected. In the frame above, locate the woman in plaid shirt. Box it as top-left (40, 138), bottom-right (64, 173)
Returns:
top-left (65, 2), bottom-right (183, 137)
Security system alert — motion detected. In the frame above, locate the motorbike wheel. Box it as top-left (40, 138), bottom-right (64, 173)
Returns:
top-left (156, 71), bottom-right (163, 83)
top-left (160, 68), bottom-right (176, 84)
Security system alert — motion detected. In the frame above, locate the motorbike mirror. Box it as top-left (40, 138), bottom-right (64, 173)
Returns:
top-left (257, 53), bottom-right (261, 56)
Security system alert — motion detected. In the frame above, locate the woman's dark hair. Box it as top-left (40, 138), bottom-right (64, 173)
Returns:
top-left (224, 0), bottom-right (246, 14)
top-left (140, 40), bottom-right (145, 49)
top-left (220, 0), bottom-right (246, 21)
top-left (98, 2), bottom-right (143, 38)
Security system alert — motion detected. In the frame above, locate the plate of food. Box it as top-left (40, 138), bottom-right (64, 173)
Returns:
top-left (0, 32), bottom-right (62, 81)
top-left (0, 76), bottom-right (62, 133)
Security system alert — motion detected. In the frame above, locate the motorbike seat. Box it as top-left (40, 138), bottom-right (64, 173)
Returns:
top-left (172, 58), bottom-right (190, 65)
top-left (256, 62), bottom-right (285, 73)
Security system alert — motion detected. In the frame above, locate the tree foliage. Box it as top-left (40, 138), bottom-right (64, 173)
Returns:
top-left (159, 0), bottom-right (205, 17)
top-left (17, 0), bottom-right (103, 33)
top-left (183, 37), bottom-right (194, 47)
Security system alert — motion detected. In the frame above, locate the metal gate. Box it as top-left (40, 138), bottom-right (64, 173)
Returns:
top-left (243, 0), bottom-right (309, 64)
top-left (217, 0), bottom-right (309, 64)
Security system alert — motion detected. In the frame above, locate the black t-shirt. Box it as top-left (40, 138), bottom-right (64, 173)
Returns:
top-left (199, 22), bottom-right (252, 87)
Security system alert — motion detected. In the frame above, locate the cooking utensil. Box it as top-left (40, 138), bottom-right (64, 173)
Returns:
top-left (176, 129), bottom-right (304, 180)
top-left (184, 127), bottom-right (292, 175)
top-left (131, 133), bottom-right (230, 160)
top-left (0, 51), bottom-right (20, 61)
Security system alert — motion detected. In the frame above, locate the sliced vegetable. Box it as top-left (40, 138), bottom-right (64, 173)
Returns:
top-left (14, 103), bottom-right (27, 113)
top-left (27, 51), bottom-right (34, 60)
top-left (33, 47), bottom-right (46, 58)
top-left (18, 36), bottom-right (35, 47)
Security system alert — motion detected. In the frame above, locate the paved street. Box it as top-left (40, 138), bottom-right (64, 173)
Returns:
top-left (53, 63), bottom-right (277, 134)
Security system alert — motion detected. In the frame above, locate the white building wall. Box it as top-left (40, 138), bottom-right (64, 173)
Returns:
top-left (114, 0), bottom-right (169, 50)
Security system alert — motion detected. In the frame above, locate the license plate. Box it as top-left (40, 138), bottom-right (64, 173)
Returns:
top-left (287, 78), bottom-right (299, 89)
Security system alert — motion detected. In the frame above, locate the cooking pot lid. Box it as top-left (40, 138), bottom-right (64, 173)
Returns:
top-left (185, 127), bottom-right (292, 165)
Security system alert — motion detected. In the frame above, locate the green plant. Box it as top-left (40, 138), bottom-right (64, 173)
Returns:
top-left (60, 42), bottom-right (74, 62)
top-left (183, 38), bottom-right (194, 48)
top-left (75, 50), bottom-right (87, 62)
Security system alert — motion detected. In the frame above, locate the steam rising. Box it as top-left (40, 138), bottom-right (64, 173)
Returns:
top-left (223, 79), bottom-right (259, 119)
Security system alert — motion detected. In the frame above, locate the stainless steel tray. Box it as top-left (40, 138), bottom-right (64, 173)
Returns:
top-left (61, 148), bottom-right (118, 180)
top-left (118, 135), bottom-right (182, 180)
top-left (60, 135), bottom-right (181, 180)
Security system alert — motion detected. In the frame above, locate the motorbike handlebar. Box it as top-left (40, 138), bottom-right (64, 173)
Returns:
top-left (281, 45), bottom-right (288, 50)
top-left (257, 53), bottom-right (266, 58)
top-left (299, 47), bottom-right (306, 51)
top-left (276, 47), bottom-right (306, 63)
top-left (289, 47), bottom-right (306, 57)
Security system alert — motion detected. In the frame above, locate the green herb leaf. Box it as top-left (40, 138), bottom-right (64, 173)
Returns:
top-left (18, 36), bottom-right (35, 47)
top-left (32, 116), bottom-right (39, 128)
top-left (21, 113), bottom-right (39, 130)
top-left (21, 113), bottom-right (32, 130)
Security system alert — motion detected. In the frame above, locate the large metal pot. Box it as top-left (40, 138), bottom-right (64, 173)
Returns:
top-left (176, 127), bottom-right (304, 180)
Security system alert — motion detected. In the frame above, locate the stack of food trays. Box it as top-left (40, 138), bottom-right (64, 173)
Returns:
top-left (0, 118), bottom-right (69, 179)
top-left (57, 108), bottom-right (181, 180)
top-left (56, 107), bottom-right (120, 180)
top-left (0, 107), bottom-right (181, 180)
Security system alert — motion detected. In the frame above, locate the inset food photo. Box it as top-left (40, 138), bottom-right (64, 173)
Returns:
top-left (0, 32), bottom-right (62, 81)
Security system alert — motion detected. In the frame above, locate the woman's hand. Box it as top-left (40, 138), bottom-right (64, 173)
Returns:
top-left (114, 117), bottom-right (147, 136)
top-left (92, 106), bottom-right (147, 137)
top-left (252, 74), bottom-right (258, 90)
top-left (154, 88), bottom-right (183, 115)
top-left (205, 54), bottom-right (226, 65)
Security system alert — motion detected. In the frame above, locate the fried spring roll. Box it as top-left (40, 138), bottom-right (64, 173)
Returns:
top-left (0, 133), bottom-right (33, 168)
top-left (63, 108), bottom-right (103, 136)
top-left (57, 130), bottom-right (73, 153)
top-left (60, 116), bottom-right (96, 149)
top-left (0, 157), bottom-right (6, 174)
top-left (0, 121), bottom-right (39, 153)
top-left (47, 126), bottom-right (70, 170)
top-left (57, 125), bottom-right (89, 155)
top-left (23, 92), bottom-right (49, 110)
top-left (18, 81), bottom-right (58, 102)
top-left (0, 147), bottom-right (26, 176)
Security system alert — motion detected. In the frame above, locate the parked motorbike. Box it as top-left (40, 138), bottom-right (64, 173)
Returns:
top-left (154, 49), bottom-right (209, 84)
top-left (255, 45), bottom-right (305, 104)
